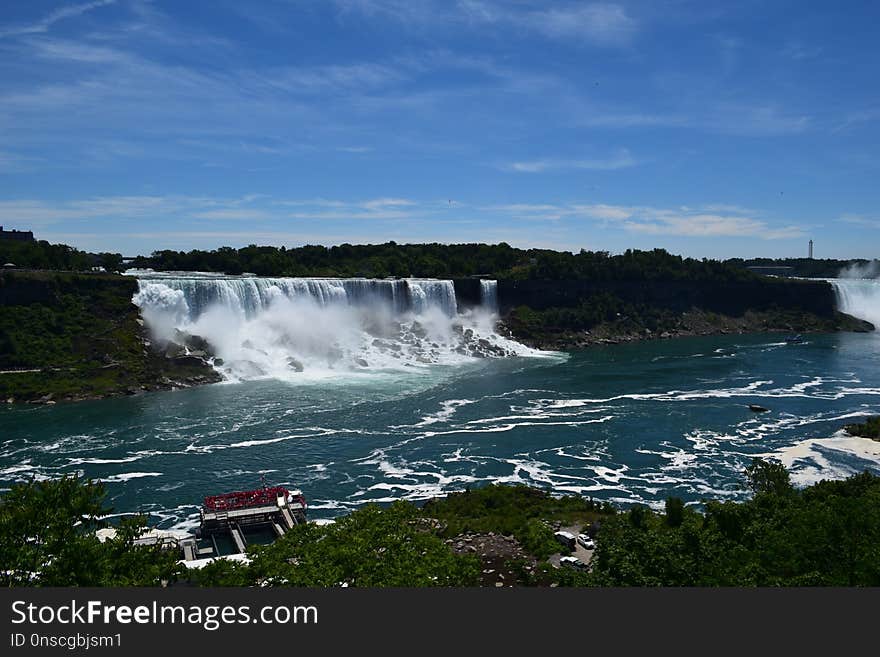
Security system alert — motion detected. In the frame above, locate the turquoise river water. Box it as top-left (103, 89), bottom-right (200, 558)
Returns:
top-left (2, 275), bottom-right (879, 529)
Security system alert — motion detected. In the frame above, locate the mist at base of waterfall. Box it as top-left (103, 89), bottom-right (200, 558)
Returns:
top-left (830, 277), bottom-right (880, 329)
top-left (186, 298), bottom-right (542, 383)
top-left (132, 275), bottom-right (547, 383)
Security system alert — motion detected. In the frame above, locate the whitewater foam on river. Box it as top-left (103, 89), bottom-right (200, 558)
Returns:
top-left (1, 275), bottom-right (879, 527)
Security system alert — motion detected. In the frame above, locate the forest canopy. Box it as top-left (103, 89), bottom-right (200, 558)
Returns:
top-left (130, 243), bottom-right (764, 282)
top-left (4, 237), bottom-right (875, 281)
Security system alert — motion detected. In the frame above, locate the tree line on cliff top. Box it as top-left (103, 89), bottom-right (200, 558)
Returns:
top-left (0, 239), bottom-right (122, 273)
top-left (5, 238), bottom-right (875, 280)
top-left (129, 243), bottom-right (761, 281)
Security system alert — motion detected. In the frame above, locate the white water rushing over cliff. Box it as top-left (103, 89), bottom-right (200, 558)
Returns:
top-left (480, 279), bottom-right (499, 314)
top-left (132, 272), bottom-right (541, 381)
top-left (830, 278), bottom-right (880, 329)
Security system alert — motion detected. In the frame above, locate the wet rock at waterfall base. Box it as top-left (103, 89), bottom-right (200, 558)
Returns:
top-left (171, 355), bottom-right (212, 369)
top-left (164, 342), bottom-right (186, 359)
top-left (173, 329), bottom-right (213, 355)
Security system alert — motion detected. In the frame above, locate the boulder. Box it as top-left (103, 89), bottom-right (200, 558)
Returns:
top-left (171, 355), bottom-right (210, 368)
top-left (174, 329), bottom-right (212, 354)
top-left (164, 343), bottom-right (186, 358)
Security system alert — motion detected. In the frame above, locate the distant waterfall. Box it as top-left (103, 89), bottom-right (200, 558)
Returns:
top-left (830, 278), bottom-right (880, 328)
top-left (131, 274), bottom-right (534, 381)
top-left (480, 280), bottom-right (499, 314)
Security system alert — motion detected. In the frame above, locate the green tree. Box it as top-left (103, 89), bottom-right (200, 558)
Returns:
top-left (196, 501), bottom-right (480, 587)
top-left (744, 458), bottom-right (793, 497)
top-left (665, 497), bottom-right (685, 528)
top-left (0, 475), bottom-right (182, 586)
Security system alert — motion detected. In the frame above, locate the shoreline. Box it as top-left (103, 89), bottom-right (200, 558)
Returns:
top-left (502, 308), bottom-right (874, 351)
top-left (5, 310), bottom-right (875, 405)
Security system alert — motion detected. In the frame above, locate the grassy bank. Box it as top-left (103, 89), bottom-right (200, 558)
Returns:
top-left (0, 271), bottom-right (219, 403)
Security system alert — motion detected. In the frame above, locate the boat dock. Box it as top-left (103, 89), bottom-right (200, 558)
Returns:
top-left (102, 485), bottom-right (308, 565)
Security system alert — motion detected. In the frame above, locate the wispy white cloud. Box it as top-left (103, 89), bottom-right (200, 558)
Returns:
top-left (710, 103), bottom-right (811, 136)
top-left (781, 41), bottom-right (822, 61)
top-left (839, 214), bottom-right (880, 229)
top-left (523, 3), bottom-right (637, 46)
top-left (361, 198), bottom-right (416, 209)
top-left (26, 37), bottom-right (127, 62)
top-left (700, 203), bottom-right (758, 215)
top-left (577, 112), bottom-right (687, 129)
top-left (259, 62), bottom-right (407, 95)
top-left (333, 1), bottom-right (637, 47)
top-left (0, 196), bottom-right (253, 226)
top-left (504, 149), bottom-right (638, 173)
top-left (572, 204), bottom-right (632, 221)
top-left (834, 107), bottom-right (880, 133)
top-left (0, 0), bottom-right (117, 39)
top-left (489, 202), bottom-right (805, 239)
top-left (277, 197), bottom-right (421, 220)
top-left (188, 209), bottom-right (274, 221)
top-left (4, 193), bottom-right (811, 254)
top-left (572, 101), bottom-right (810, 136)
top-left (0, 150), bottom-right (42, 172)
top-left (0, 195), bottom-right (428, 226)
top-left (620, 212), bottom-right (764, 237)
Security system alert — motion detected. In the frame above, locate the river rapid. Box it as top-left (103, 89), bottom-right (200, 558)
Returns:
top-left (1, 275), bottom-right (879, 530)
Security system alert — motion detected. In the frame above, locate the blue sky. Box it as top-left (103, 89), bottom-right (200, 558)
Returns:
top-left (0, 0), bottom-right (878, 258)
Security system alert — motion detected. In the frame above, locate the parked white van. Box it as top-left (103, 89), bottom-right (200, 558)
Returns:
top-left (554, 530), bottom-right (576, 550)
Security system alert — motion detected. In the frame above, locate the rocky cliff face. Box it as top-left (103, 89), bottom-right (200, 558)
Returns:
top-left (492, 278), bottom-right (837, 316)
top-left (455, 276), bottom-right (869, 350)
top-left (454, 277), bottom-right (837, 316)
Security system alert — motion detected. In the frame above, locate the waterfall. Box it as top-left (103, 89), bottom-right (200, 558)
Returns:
top-left (132, 276), bottom-right (450, 321)
top-left (480, 280), bottom-right (499, 314)
top-left (405, 279), bottom-right (457, 317)
top-left (131, 274), bottom-right (533, 381)
top-left (830, 278), bottom-right (880, 328)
